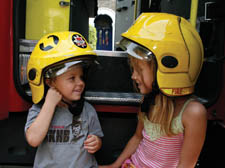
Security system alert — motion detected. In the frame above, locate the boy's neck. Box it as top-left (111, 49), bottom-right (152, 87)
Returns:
top-left (62, 99), bottom-right (73, 105)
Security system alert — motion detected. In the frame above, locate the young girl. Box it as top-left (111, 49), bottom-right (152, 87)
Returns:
top-left (25, 31), bottom-right (103, 168)
top-left (100, 13), bottom-right (207, 168)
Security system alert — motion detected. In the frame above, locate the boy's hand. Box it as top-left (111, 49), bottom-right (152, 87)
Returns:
top-left (45, 87), bottom-right (62, 107)
top-left (84, 135), bottom-right (102, 154)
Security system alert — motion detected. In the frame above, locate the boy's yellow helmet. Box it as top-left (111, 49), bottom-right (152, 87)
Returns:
top-left (27, 31), bottom-right (97, 104)
top-left (120, 13), bottom-right (204, 96)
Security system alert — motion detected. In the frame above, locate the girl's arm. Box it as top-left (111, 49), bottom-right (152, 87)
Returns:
top-left (25, 88), bottom-right (62, 147)
top-left (104, 117), bottom-right (144, 168)
top-left (177, 101), bottom-right (207, 168)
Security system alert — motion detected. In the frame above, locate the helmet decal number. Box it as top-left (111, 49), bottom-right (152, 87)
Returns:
top-left (72, 34), bottom-right (87, 48)
top-left (39, 35), bottom-right (59, 51)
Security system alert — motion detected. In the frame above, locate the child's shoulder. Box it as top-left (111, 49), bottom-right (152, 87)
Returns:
top-left (182, 100), bottom-right (207, 125)
top-left (185, 100), bottom-right (206, 115)
top-left (83, 101), bottom-right (96, 112)
top-left (84, 100), bottom-right (93, 107)
top-left (29, 103), bottom-right (42, 111)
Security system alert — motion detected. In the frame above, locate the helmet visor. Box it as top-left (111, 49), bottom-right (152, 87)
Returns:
top-left (119, 39), bottom-right (154, 61)
top-left (45, 59), bottom-right (95, 79)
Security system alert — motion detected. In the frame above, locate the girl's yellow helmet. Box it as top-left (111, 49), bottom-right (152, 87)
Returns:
top-left (120, 13), bottom-right (204, 96)
top-left (27, 31), bottom-right (97, 104)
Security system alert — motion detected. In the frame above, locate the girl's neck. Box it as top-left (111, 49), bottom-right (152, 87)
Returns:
top-left (174, 96), bottom-right (188, 104)
top-left (173, 96), bottom-right (189, 116)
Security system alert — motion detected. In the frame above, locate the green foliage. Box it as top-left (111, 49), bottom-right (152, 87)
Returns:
top-left (89, 25), bottom-right (97, 50)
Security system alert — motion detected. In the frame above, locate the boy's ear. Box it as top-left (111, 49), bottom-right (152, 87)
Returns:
top-left (45, 79), bottom-right (53, 87)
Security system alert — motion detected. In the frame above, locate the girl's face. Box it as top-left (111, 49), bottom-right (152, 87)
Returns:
top-left (130, 58), bottom-right (154, 95)
top-left (51, 65), bottom-right (85, 103)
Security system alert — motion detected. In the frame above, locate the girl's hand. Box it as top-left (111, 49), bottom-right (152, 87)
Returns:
top-left (45, 87), bottom-right (62, 107)
top-left (84, 134), bottom-right (102, 154)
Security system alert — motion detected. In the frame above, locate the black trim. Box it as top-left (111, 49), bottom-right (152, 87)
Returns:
top-left (13, 0), bottom-right (32, 103)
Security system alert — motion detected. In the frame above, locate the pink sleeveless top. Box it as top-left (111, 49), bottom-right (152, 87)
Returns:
top-left (130, 99), bottom-right (192, 168)
top-left (131, 130), bottom-right (183, 168)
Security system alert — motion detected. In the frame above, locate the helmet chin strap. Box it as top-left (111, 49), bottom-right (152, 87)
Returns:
top-left (62, 98), bottom-right (84, 116)
top-left (141, 80), bottom-right (159, 113)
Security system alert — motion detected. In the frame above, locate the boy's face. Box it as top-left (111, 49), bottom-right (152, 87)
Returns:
top-left (51, 65), bottom-right (85, 103)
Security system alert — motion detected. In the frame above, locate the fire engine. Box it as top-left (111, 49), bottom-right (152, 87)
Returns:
top-left (0, 0), bottom-right (224, 167)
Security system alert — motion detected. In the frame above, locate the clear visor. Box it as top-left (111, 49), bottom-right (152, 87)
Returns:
top-left (45, 59), bottom-right (95, 79)
top-left (119, 39), bottom-right (154, 61)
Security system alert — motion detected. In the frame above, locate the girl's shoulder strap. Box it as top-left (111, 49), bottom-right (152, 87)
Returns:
top-left (179, 98), bottom-right (195, 117)
top-left (172, 98), bottom-right (195, 134)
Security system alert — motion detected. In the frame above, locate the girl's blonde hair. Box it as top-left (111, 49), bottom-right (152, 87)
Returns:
top-left (149, 94), bottom-right (175, 136)
top-left (129, 56), bottom-right (176, 136)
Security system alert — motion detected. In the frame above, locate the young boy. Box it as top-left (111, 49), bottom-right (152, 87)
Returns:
top-left (25, 31), bottom-right (103, 168)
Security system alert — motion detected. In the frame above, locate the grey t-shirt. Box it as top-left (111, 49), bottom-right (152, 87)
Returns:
top-left (25, 101), bottom-right (104, 168)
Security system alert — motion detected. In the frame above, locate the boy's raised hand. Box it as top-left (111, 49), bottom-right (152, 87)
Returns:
top-left (84, 134), bottom-right (102, 154)
top-left (45, 87), bottom-right (62, 107)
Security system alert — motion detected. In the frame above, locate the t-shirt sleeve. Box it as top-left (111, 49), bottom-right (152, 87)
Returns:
top-left (24, 104), bottom-right (41, 133)
top-left (85, 102), bottom-right (104, 138)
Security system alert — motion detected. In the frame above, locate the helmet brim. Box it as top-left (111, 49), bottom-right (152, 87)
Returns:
top-left (44, 58), bottom-right (97, 79)
top-left (118, 39), bottom-right (154, 61)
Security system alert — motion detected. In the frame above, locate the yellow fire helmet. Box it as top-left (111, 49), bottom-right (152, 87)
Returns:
top-left (120, 13), bottom-right (204, 97)
top-left (27, 31), bottom-right (97, 104)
